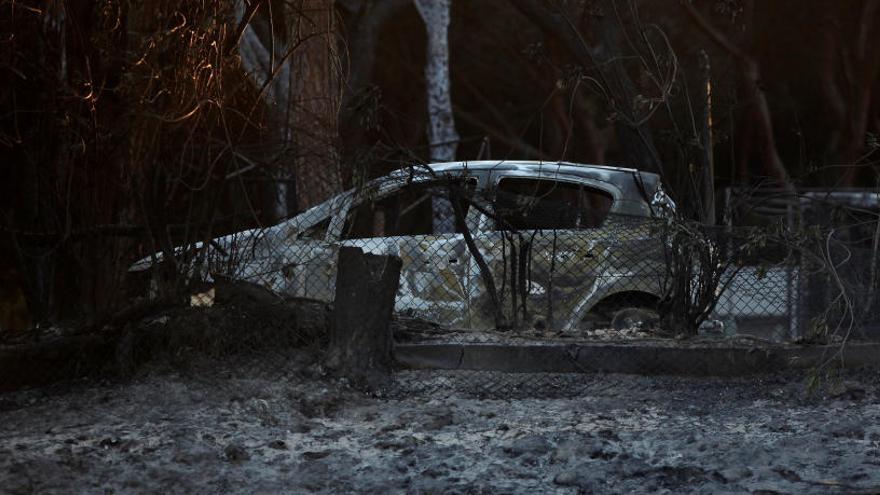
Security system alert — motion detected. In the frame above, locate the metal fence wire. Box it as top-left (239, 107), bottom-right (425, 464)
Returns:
top-left (165, 170), bottom-right (876, 334)
top-left (148, 166), bottom-right (879, 369)
top-left (6, 164), bottom-right (878, 395)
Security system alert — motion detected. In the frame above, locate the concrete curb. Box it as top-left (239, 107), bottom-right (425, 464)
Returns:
top-left (394, 342), bottom-right (880, 376)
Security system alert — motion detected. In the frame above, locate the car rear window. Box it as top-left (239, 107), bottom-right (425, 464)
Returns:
top-left (494, 178), bottom-right (613, 230)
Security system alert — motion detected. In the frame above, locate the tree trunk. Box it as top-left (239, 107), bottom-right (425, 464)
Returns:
top-left (236, 0), bottom-right (293, 219)
top-left (697, 51), bottom-right (716, 225)
top-left (235, 0), bottom-right (342, 218)
top-left (338, 0), bottom-right (407, 172)
top-left (327, 247), bottom-right (402, 386)
top-left (289, 0), bottom-right (343, 210)
top-left (414, 0), bottom-right (459, 233)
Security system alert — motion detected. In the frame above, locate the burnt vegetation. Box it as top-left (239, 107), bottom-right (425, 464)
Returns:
top-left (0, 0), bottom-right (879, 366)
top-left (3, 3), bottom-right (880, 493)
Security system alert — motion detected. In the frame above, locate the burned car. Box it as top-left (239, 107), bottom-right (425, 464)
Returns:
top-left (130, 161), bottom-right (674, 331)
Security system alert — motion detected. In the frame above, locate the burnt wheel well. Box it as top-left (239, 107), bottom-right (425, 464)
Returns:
top-left (591, 291), bottom-right (660, 317)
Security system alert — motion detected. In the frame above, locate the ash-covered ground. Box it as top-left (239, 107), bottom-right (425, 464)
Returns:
top-left (2, 352), bottom-right (880, 494)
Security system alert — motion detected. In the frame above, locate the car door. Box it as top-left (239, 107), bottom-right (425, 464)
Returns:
top-left (469, 173), bottom-right (623, 331)
top-left (228, 200), bottom-right (345, 302)
top-left (328, 174), bottom-right (485, 328)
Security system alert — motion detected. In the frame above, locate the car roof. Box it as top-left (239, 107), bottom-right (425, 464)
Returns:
top-left (411, 160), bottom-right (662, 209)
top-left (128, 161), bottom-right (664, 272)
top-left (424, 160), bottom-right (658, 178)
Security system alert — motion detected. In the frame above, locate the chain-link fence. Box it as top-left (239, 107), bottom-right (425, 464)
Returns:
top-left (3, 162), bottom-right (879, 394)
top-left (114, 163), bottom-right (876, 391)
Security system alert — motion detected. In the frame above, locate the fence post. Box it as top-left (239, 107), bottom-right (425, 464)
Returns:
top-left (326, 246), bottom-right (402, 386)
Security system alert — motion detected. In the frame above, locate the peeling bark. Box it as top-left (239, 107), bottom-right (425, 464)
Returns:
top-left (413, 0), bottom-right (459, 162)
top-left (414, 0), bottom-right (459, 233)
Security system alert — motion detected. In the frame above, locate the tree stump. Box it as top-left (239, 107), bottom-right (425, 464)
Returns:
top-left (326, 246), bottom-right (402, 385)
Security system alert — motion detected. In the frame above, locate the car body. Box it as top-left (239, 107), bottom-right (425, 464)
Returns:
top-left (130, 161), bottom-right (674, 331)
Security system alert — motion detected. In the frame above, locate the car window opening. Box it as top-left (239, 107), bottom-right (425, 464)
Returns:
top-left (300, 217), bottom-right (331, 239)
top-left (342, 179), bottom-right (477, 239)
top-left (494, 178), bottom-right (613, 231)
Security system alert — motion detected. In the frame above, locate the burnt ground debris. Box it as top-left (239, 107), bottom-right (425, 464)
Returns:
top-left (1, 287), bottom-right (880, 493)
top-left (0, 281), bottom-right (329, 391)
top-left (1, 357), bottom-right (880, 494)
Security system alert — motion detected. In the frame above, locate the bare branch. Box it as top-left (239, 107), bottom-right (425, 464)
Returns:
top-left (226, 0), bottom-right (267, 56)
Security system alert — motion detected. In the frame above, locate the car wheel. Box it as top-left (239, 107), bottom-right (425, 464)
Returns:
top-left (610, 306), bottom-right (660, 332)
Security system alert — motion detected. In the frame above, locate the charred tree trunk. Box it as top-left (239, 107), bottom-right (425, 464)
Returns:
top-left (327, 247), bottom-right (402, 385)
top-left (235, 0), bottom-right (342, 218)
top-left (290, 0), bottom-right (343, 210)
top-left (339, 0), bottom-right (409, 153)
top-left (236, 0), bottom-right (293, 219)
